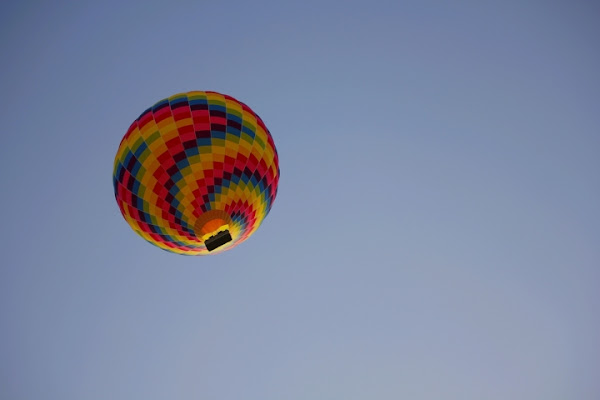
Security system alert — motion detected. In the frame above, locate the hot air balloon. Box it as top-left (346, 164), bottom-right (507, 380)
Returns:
top-left (113, 91), bottom-right (280, 255)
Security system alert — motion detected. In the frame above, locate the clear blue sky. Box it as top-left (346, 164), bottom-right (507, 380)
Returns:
top-left (1, 1), bottom-right (599, 399)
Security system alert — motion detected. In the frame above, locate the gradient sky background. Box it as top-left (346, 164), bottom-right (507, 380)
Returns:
top-left (1, 1), bottom-right (599, 399)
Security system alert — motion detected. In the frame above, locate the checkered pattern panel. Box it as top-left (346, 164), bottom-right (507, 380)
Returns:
top-left (113, 91), bottom-right (280, 255)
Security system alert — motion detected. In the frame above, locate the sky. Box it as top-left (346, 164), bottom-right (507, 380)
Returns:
top-left (1, 1), bottom-right (599, 399)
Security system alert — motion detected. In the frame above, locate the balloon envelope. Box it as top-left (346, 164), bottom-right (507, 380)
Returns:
top-left (113, 91), bottom-right (280, 255)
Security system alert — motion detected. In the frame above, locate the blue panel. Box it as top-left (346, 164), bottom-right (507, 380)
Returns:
top-left (242, 126), bottom-right (256, 138)
top-left (134, 141), bottom-right (148, 157)
top-left (189, 99), bottom-right (208, 106)
top-left (185, 147), bottom-right (199, 157)
top-left (196, 138), bottom-right (212, 147)
top-left (208, 104), bottom-right (226, 113)
top-left (211, 131), bottom-right (226, 139)
top-left (227, 113), bottom-right (242, 124)
top-left (171, 171), bottom-right (183, 183)
top-left (176, 159), bottom-right (190, 169)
